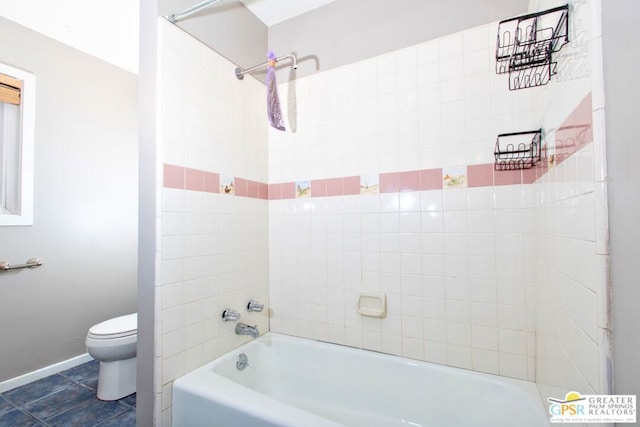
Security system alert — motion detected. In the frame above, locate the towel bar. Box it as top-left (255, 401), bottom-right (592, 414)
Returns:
top-left (0, 258), bottom-right (43, 272)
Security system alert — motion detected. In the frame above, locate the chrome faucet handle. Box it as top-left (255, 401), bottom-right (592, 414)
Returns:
top-left (221, 309), bottom-right (241, 322)
top-left (247, 300), bottom-right (264, 312)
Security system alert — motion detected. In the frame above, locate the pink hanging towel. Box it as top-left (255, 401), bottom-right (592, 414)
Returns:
top-left (266, 51), bottom-right (286, 131)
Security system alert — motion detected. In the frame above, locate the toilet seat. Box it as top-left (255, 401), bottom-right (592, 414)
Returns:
top-left (88, 313), bottom-right (137, 340)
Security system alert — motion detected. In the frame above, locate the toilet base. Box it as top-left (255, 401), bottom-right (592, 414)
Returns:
top-left (97, 356), bottom-right (136, 401)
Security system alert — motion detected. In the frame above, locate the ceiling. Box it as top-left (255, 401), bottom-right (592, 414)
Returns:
top-left (238, 0), bottom-right (339, 26)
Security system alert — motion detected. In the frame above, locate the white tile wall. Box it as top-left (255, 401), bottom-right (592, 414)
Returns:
top-left (269, 0), bottom-right (606, 395)
top-left (527, 0), bottom-right (610, 404)
top-left (270, 20), bottom-right (542, 382)
top-left (270, 184), bottom-right (535, 381)
top-left (270, 24), bottom-right (534, 183)
top-left (152, 0), bottom-right (608, 422)
top-left (155, 19), bottom-right (269, 426)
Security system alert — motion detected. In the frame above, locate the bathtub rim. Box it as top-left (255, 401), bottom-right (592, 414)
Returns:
top-left (173, 332), bottom-right (549, 427)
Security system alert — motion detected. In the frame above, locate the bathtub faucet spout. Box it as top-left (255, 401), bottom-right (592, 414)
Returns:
top-left (235, 323), bottom-right (259, 339)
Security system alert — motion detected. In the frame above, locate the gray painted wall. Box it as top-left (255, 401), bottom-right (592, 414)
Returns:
top-left (0, 18), bottom-right (138, 382)
top-left (268, 0), bottom-right (529, 80)
top-left (156, 0), bottom-right (528, 83)
top-left (602, 1), bottom-right (640, 397)
top-left (158, 0), bottom-right (267, 73)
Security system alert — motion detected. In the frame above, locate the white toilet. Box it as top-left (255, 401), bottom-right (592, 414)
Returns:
top-left (85, 313), bottom-right (137, 401)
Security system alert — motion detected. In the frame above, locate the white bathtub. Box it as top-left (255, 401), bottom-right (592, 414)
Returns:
top-left (173, 333), bottom-right (549, 427)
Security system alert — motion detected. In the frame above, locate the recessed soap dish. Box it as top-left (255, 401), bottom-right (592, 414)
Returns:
top-left (357, 292), bottom-right (387, 318)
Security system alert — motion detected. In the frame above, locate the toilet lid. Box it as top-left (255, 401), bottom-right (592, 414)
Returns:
top-left (88, 313), bottom-right (137, 339)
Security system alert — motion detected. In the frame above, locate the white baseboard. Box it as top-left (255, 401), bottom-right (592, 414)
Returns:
top-left (0, 353), bottom-right (94, 393)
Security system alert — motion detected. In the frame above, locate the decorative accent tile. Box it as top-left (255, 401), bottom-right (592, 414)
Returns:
top-left (443, 166), bottom-right (467, 189)
top-left (295, 180), bottom-right (311, 198)
top-left (360, 174), bottom-right (380, 194)
top-left (546, 140), bottom-right (556, 170)
top-left (219, 175), bottom-right (234, 195)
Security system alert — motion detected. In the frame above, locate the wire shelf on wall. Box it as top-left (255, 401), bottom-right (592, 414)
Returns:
top-left (494, 130), bottom-right (542, 170)
top-left (496, 5), bottom-right (569, 90)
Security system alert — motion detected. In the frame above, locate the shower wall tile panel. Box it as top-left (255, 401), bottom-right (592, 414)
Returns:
top-left (155, 19), bottom-right (269, 426)
top-left (528, 0), bottom-right (609, 404)
top-left (268, 20), bottom-right (539, 382)
top-left (268, 0), bottom-right (607, 396)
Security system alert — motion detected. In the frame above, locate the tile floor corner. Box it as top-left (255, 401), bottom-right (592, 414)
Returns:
top-left (0, 360), bottom-right (136, 427)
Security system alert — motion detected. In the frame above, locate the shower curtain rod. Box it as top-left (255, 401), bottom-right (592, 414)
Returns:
top-left (235, 54), bottom-right (298, 80)
top-left (168, 0), bottom-right (221, 23)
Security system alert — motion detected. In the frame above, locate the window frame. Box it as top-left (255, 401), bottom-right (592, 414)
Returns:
top-left (0, 63), bottom-right (35, 226)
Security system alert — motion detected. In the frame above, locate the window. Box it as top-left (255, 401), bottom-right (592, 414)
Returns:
top-left (0, 63), bottom-right (35, 226)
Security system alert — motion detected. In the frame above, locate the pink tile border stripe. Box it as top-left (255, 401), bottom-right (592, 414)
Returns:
top-left (380, 169), bottom-right (442, 192)
top-left (163, 164), bottom-right (268, 199)
top-left (420, 169), bottom-right (443, 190)
top-left (165, 162), bottom-right (542, 200)
top-left (309, 176), bottom-right (361, 197)
top-left (467, 164), bottom-right (494, 188)
top-left (185, 168), bottom-right (204, 192)
top-left (163, 164), bottom-right (185, 189)
top-left (164, 164), bottom-right (223, 193)
top-left (162, 89), bottom-right (593, 200)
top-left (555, 93), bottom-right (593, 167)
top-left (343, 176), bottom-right (361, 195)
top-left (204, 172), bottom-right (219, 193)
top-left (163, 155), bottom-right (572, 199)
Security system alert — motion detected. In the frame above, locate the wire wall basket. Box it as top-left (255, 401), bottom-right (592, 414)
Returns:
top-left (496, 5), bottom-right (569, 90)
top-left (494, 130), bottom-right (542, 170)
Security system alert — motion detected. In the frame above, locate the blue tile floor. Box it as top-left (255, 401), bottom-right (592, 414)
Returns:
top-left (0, 360), bottom-right (135, 427)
